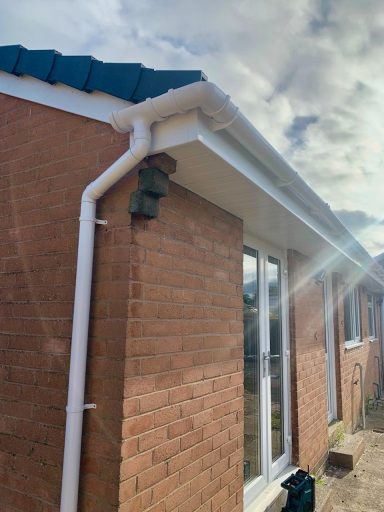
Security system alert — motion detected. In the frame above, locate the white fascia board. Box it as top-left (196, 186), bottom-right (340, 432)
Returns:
top-left (0, 71), bottom-right (132, 123)
top-left (150, 110), bottom-right (202, 153)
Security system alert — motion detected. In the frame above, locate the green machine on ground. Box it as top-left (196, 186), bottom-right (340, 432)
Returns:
top-left (281, 467), bottom-right (315, 512)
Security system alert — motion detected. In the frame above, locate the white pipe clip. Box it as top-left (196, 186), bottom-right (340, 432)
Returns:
top-left (79, 217), bottom-right (108, 225)
top-left (66, 403), bottom-right (97, 413)
top-left (83, 403), bottom-right (97, 410)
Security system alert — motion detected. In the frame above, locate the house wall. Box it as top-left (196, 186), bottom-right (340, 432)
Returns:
top-left (0, 93), bottom-right (133, 512)
top-left (122, 184), bottom-right (244, 512)
top-left (287, 250), bottom-right (329, 472)
top-left (2, 92), bottom-right (383, 512)
top-left (287, 249), bottom-right (383, 472)
top-left (0, 93), bottom-right (244, 512)
top-left (332, 274), bottom-right (382, 432)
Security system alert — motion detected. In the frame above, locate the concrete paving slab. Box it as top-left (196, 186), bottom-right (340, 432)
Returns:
top-left (316, 405), bottom-right (384, 512)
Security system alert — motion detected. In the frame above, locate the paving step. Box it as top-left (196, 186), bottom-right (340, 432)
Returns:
top-left (328, 433), bottom-right (365, 470)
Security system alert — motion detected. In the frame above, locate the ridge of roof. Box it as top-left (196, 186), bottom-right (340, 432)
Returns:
top-left (0, 44), bottom-right (207, 102)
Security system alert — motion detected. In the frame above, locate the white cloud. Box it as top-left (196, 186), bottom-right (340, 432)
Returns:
top-left (1, 0), bottom-right (383, 254)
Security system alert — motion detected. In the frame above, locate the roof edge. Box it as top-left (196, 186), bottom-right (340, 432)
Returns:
top-left (0, 44), bottom-right (206, 102)
top-left (0, 71), bottom-right (131, 122)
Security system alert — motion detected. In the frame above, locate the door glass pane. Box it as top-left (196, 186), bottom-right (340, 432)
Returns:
top-left (268, 256), bottom-right (284, 461)
top-left (243, 247), bottom-right (260, 483)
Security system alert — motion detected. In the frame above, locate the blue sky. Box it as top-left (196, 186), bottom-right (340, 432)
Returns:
top-left (1, 0), bottom-right (384, 255)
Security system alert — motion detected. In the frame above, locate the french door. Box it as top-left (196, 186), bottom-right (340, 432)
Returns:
top-left (243, 241), bottom-right (290, 506)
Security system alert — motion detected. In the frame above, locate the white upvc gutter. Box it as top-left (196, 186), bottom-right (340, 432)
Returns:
top-left (222, 112), bottom-right (384, 288)
top-left (60, 81), bottom-right (238, 512)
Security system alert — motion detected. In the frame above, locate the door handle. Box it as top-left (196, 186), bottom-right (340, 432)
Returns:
top-left (263, 352), bottom-right (280, 376)
top-left (263, 351), bottom-right (270, 376)
top-left (264, 353), bottom-right (280, 360)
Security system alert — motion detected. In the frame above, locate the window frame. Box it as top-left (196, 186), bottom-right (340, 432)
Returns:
top-left (344, 285), bottom-right (361, 347)
top-left (367, 293), bottom-right (377, 341)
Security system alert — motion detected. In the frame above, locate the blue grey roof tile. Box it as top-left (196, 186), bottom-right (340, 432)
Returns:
top-left (0, 44), bottom-right (206, 102)
top-left (48, 54), bottom-right (96, 89)
top-left (15, 48), bottom-right (60, 81)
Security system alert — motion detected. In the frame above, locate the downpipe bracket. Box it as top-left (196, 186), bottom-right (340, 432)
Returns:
top-left (79, 217), bottom-right (108, 225)
top-left (66, 403), bottom-right (97, 413)
top-left (84, 403), bottom-right (97, 410)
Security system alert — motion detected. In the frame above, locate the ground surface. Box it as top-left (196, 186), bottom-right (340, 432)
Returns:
top-left (317, 405), bottom-right (384, 511)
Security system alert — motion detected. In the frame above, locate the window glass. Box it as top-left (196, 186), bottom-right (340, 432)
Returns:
top-left (368, 294), bottom-right (376, 339)
top-left (268, 256), bottom-right (284, 461)
top-left (243, 247), bottom-right (261, 483)
top-left (344, 285), bottom-right (360, 345)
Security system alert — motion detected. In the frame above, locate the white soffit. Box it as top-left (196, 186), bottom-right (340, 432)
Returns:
top-left (152, 111), bottom-right (384, 292)
top-left (0, 71), bottom-right (132, 123)
top-left (151, 111), bottom-right (351, 262)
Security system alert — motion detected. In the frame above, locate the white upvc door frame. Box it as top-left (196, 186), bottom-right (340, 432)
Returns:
top-left (243, 235), bottom-right (291, 507)
top-left (324, 273), bottom-right (337, 423)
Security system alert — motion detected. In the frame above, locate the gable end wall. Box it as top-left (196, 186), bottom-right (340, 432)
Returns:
top-left (0, 93), bottom-right (244, 512)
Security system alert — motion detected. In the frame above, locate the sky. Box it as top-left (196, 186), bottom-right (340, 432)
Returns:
top-left (1, 0), bottom-right (383, 255)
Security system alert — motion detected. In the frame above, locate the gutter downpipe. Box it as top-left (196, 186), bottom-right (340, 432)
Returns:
top-left (59, 81), bottom-right (238, 512)
top-left (354, 363), bottom-right (366, 432)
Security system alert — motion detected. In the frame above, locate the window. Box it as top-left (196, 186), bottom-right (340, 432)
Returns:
top-left (367, 294), bottom-right (376, 340)
top-left (344, 285), bottom-right (361, 346)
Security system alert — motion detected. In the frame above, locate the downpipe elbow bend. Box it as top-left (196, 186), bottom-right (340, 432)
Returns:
top-left (130, 137), bottom-right (151, 162)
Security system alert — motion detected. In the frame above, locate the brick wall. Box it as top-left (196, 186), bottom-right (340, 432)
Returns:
top-left (0, 94), bottom-right (244, 512)
top-left (332, 274), bottom-right (381, 432)
top-left (288, 251), bottom-right (383, 470)
top-left (121, 185), bottom-right (244, 512)
top-left (3, 91), bottom-right (381, 512)
top-left (287, 250), bottom-right (329, 471)
top-left (0, 93), bottom-right (133, 511)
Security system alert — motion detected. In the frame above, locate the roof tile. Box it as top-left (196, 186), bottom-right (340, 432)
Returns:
top-left (0, 44), bottom-right (206, 102)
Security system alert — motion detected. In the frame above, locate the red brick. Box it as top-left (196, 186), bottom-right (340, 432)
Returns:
top-left (122, 413), bottom-right (154, 437)
top-left (141, 356), bottom-right (171, 375)
top-left (139, 390), bottom-right (169, 413)
top-left (153, 438), bottom-right (180, 464)
top-left (137, 463), bottom-right (168, 492)
top-left (179, 493), bottom-right (202, 512)
top-left (168, 450), bottom-right (193, 474)
top-left (181, 428), bottom-right (203, 451)
top-left (155, 371), bottom-right (182, 390)
top-left (201, 478), bottom-right (221, 503)
top-left (151, 474), bottom-right (179, 503)
top-left (165, 483), bottom-right (191, 512)
top-left (193, 409), bottom-right (213, 429)
top-left (169, 385), bottom-right (193, 404)
top-left (155, 405), bottom-right (181, 427)
top-left (138, 426), bottom-right (168, 452)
